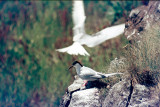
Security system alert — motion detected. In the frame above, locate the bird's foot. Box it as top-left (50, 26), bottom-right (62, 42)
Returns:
top-left (80, 80), bottom-right (88, 90)
top-left (83, 80), bottom-right (88, 86)
top-left (82, 80), bottom-right (88, 86)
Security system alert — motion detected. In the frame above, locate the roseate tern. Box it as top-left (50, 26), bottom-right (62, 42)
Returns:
top-left (56, 1), bottom-right (125, 56)
top-left (68, 61), bottom-right (123, 85)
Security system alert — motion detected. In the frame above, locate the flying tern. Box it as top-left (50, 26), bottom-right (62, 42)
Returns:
top-left (69, 61), bottom-right (123, 85)
top-left (56, 1), bottom-right (125, 56)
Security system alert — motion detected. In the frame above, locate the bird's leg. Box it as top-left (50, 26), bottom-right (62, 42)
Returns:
top-left (82, 80), bottom-right (88, 86)
top-left (80, 80), bottom-right (88, 90)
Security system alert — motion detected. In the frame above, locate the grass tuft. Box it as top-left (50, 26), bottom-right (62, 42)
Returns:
top-left (126, 24), bottom-right (160, 86)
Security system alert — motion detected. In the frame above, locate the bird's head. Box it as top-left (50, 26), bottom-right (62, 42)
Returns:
top-left (68, 61), bottom-right (83, 70)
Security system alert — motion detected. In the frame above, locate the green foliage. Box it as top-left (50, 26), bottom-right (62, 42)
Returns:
top-left (0, 1), bottom-right (143, 106)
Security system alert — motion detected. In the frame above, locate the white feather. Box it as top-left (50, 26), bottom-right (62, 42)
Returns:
top-left (104, 72), bottom-right (123, 77)
top-left (56, 42), bottom-right (90, 56)
top-left (77, 24), bottom-right (125, 47)
top-left (72, 1), bottom-right (86, 41)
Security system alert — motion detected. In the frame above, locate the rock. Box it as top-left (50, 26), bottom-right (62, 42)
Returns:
top-left (102, 78), bottom-right (131, 107)
top-left (60, 75), bottom-right (105, 107)
top-left (103, 79), bottom-right (160, 107)
top-left (69, 88), bottom-right (100, 107)
top-left (60, 91), bottom-right (71, 107)
top-left (124, 1), bottom-right (160, 41)
top-left (68, 76), bottom-right (84, 92)
top-left (129, 84), bottom-right (159, 107)
top-left (60, 76), bottom-right (83, 107)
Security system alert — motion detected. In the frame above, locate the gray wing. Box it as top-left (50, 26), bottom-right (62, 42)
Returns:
top-left (79, 67), bottom-right (104, 81)
top-left (97, 72), bottom-right (123, 77)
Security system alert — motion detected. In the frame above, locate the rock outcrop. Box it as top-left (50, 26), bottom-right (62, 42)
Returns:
top-left (124, 1), bottom-right (160, 41)
top-left (60, 76), bottom-right (104, 107)
top-left (69, 88), bottom-right (100, 107)
top-left (102, 79), bottom-right (160, 107)
top-left (103, 79), bottom-right (131, 107)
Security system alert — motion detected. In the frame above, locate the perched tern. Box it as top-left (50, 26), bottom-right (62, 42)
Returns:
top-left (56, 0), bottom-right (125, 56)
top-left (69, 61), bottom-right (123, 85)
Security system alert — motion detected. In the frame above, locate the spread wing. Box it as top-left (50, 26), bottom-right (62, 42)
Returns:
top-left (78, 23), bottom-right (125, 47)
top-left (56, 42), bottom-right (90, 56)
top-left (72, 0), bottom-right (86, 42)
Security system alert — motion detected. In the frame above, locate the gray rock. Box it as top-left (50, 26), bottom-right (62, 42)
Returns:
top-left (103, 79), bottom-right (160, 107)
top-left (129, 84), bottom-right (150, 106)
top-left (68, 76), bottom-right (84, 93)
top-left (60, 76), bottom-right (102, 107)
top-left (69, 88), bottom-right (100, 107)
top-left (102, 79), bottom-right (131, 107)
top-left (124, 1), bottom-right (160, 41)
top-left (129, 84), bottom-right (160, 107)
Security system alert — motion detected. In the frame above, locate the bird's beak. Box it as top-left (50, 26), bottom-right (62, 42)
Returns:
top-left (68, 65), bottom-right (73, 70)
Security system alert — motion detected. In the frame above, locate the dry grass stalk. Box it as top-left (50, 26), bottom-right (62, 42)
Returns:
top-left (126, 24), bottom-right (160, 86)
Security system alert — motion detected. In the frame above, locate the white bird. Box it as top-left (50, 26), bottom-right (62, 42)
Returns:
top-left (56, 0), bottom-right (125, 56)
top-left (68, 61), bottom-right (122, 85)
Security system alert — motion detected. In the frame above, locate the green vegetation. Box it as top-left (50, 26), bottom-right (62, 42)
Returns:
top-left (0, 1), bottom-right (143, 106)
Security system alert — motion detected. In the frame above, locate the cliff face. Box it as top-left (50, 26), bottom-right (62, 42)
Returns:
top-left (60, 1), bottom-right (160, 107)
top-left (125, 1), bottom-right (160, 41)
top-left (103, 79), bottom-right (159, 107)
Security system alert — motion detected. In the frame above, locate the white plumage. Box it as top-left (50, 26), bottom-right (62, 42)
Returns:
top-left (56, 0), bottom-right (125, 56)
top-left (57, 42), bottom-right (89, 56)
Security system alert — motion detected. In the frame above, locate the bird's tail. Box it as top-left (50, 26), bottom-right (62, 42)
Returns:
top-left (56, 42), bottom-right (90, 56)
top-left (104, 72), bottom-right (123, 78)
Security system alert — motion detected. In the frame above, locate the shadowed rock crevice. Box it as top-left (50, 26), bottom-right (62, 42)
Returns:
top-left (102, 78), bottom-right (131, 107)
top-left (126, 80), bottom-right (133, 107)
top-left (60, 89), bottom-right (80, 107)
top-left (86, 80), bottom-right (108, 89)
